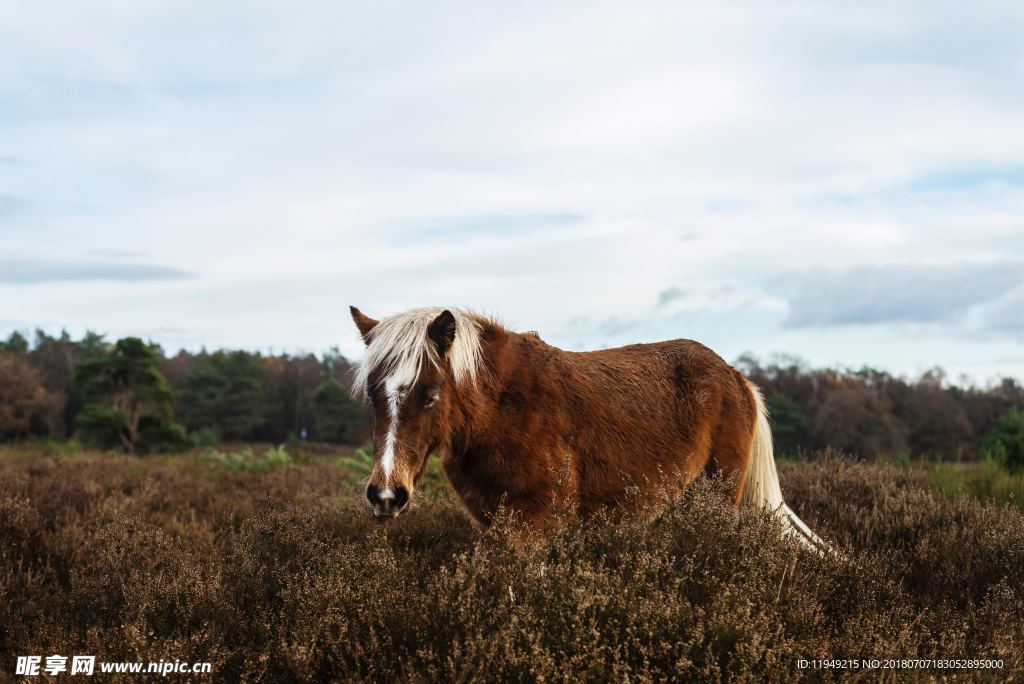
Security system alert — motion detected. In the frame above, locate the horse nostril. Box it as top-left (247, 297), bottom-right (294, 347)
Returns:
top-left (366, 484), bottom-right (381, 506)
top-left (366, 485), bottom-right (407, 516)
top-left (393, 486), bottom-right (409, 509)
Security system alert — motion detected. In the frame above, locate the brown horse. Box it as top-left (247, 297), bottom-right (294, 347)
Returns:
top-left (349, 306), bottom-right (827, 550)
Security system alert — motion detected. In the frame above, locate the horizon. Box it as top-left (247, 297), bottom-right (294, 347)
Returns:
top-left (3, 2), bottom-right (1023, 383)
top-left (4, 319), bottom-right (1021, 390)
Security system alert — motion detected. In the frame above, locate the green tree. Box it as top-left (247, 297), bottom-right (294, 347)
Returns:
top-left (0, 331), bottom-right (29, 355)
top-left (321, 346), bottom-right (355, 384)
top-left (261, 354), bottom-right (321, 441)
top-left (982, 408), bottom-right (1024, 472)
top-left (312, 379), bottom-right (365, 443)
top-left (766, 392), bottom-right (810, 457)
top-left (74, 337), bottom-right (188, 454)
top-left (183, 351), bottom-right (268, 439)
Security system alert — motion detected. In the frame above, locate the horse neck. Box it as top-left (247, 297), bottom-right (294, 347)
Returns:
top-left (446, 328), bottom-right (566, 454)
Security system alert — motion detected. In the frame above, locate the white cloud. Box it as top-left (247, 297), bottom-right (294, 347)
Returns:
top-left (0, 259), bottom-right (193, 283)
top-left (980, 287), bottom-right (1024, 337)
top-left (778, 262), bottom-right (1024, 328)
top-left (1, 0), bottom-right (1023, 377)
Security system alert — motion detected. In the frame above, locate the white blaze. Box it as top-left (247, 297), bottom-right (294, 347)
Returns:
top-left (381, 376), bottom-right (403, 480)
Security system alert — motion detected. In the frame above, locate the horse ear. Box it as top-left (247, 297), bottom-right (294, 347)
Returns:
top-left (350, 306), bottom-right (379, 343)
top-left (427, 310), bottom-right (457, 356)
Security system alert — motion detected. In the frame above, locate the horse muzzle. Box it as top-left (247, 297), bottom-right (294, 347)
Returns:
top-left (366, 484), bottom-right (410, 518)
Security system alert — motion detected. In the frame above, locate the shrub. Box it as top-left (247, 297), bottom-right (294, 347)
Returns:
top-left (338, 440), bottom-right (447, 493)
top-left (982, 408), bottom-right (1024, 473)
top-left (192, 427), bottom-right (222, 448)
top-left (0, 451), bottom-right (1021, 680)
top-left (201, 444), bottom-right (293, 473)
top-left (933, 460), bottom-right (1024, 510)
top-left (337, 439), bottom-right (374, 486)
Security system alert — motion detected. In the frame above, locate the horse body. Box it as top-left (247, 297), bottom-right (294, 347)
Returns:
top-left (443, 330), bottom-right (757, 527)
top-left (350, 306), bottom-right (826, 549)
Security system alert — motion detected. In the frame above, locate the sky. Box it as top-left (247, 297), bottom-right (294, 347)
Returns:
top-left (2, 0), bottom-right (1023, 383)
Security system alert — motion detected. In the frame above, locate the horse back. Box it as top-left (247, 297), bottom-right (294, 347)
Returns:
top-left (556, 338), bottom-right (757, 510)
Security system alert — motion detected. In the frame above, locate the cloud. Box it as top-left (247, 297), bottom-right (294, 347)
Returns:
top-left (781, 262), bottom-right (1024, 328)
top-left (87, 249), bottom-right (147, 259)
top-left (0, 194), bottom-right (31, 220)
top-left (981, 288), bottom-right (1024, 334)
top-left (1, 2), bottom-right (1024, 379)
top-left (910, 165), bottom-right (1024, 193)
top-left (384, 213), bottom-right (586, 243)
top-left (0, 259), bottom-right (194, 284)
top-left (595, 316), bottom-right (642, 337)
top-left (657, 286), bottom-right (686, 307)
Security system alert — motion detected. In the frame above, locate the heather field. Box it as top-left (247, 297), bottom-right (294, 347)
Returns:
top-left (1, 445), bottom-right (1023, 682)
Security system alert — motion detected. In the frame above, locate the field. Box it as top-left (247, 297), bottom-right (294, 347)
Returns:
top-left (2, 445), bottom-right (1023, 682)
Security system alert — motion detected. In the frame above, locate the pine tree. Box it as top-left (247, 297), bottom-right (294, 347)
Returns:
top-left (75, 337), bottom-right (188, 454)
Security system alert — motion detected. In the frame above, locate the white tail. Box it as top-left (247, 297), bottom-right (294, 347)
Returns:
top-left (741, 381), bottom-right (832, 554)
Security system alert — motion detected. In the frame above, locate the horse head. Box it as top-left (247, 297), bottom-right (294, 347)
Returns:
top-left (350, 306), bottom-right (483, 519)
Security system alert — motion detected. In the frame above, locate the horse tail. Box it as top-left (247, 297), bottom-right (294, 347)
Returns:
top-left (741, 380), bottom-right (832, 554)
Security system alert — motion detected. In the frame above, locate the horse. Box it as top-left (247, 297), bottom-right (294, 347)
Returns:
top-left (349, 305), bottom-right (828, 550)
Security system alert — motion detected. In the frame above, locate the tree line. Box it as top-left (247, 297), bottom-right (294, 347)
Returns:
top-left (0, 329), bottom-right (1022, 467)
top-left (0, 329), bottom-right (366, 453)
top-left (738, 354), bottom-right (1023, 468)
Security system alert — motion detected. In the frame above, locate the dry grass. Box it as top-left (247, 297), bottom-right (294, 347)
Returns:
top-left (1, 446), bottom-right (1022, 682)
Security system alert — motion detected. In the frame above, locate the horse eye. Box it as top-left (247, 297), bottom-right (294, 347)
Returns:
top-left (423, 395), bottom-right (438, 408)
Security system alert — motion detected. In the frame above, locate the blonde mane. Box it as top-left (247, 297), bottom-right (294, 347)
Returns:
top-left (351, 307), bottom-right (488, 400)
